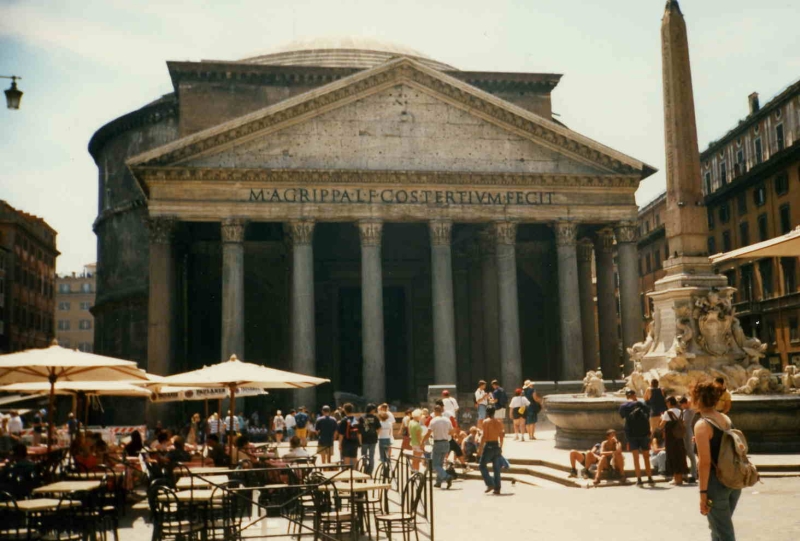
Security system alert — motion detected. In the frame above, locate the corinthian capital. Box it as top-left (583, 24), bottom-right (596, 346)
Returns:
top-left (577, 239), bottom-right (594, 262)
top-left (553, 221), bottom-right (578, 247)
top-left (429, 220), bottom-right (452, 247)
top-left (285, 220), bottom-right (315, 246)
top-left (493, 221), bottom-right (518, 246)
top-left (594, 228), bottom-right (615, 253)
top-left (221, 218), bottom-right (247, 243)
top-left (614, 221), bottom-right (639, 244)
top-left (146, 216), bottom-right (178, 244)
top-left (358, 220), bottom-right (383, 247)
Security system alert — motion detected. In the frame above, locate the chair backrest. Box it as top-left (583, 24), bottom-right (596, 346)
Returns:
top-left (0, 490), bottom-right (25, 535)
top-left (212, 480), bottom-right (247, 531)
top-left (401, 473), bottom-right (426, 517)
top-left (372, 461), bottom-right (390, 483)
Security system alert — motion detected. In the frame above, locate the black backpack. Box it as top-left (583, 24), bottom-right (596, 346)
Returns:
top-left (627, 403), bottom-right (651, 437)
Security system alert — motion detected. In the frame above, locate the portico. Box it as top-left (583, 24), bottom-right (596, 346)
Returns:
top-left (128, 57), bottom-right (653, 407)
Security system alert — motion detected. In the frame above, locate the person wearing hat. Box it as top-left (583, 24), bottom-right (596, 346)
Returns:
top-left (523, 380), bottom-right (543, 440)
top-left (441, 390), bottom-right (459, 415)
top-left (508, 388), bottom-right (530, 441)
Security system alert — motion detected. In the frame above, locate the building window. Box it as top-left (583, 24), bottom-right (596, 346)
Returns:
top-left (58, 283), bottom-right (70, 293)
top-left (708, 236), bottom-right (717, 254)
top-left (704, 172), bottom-right (712, 194)
top-left (638, 258), bottom-right (643, 277)
top-left (782, 258), bottom-right (797, 294)
top-left (790, 317), bottom-right (799, 343)
top-left (719, 204), bottom-right (730, 224)
top-left (78, 343), bottom-right (93, 353)
top-left (760, 259), bottom-right (774, 299)
top-left (81, 283), bottom-right (92, 293)
top-left (780, 204), bottom-right (791, 235)
top-left (720, 162), bottom-right (727, 185)
top-left (655, 214), bottom-right (660, 226)
top-left (57, 320), bottom-right (70, 331)
top-left (775, 172), bottom-right (789, 196)
top-left (776, 124), bottom-right (785, 151)
top-left (78, 320), bottom-right (92, 330)
top-left (739, 221), bottom-right (750, 247)
top-left (754, 184), bottom-right (766, 207)
top-left (724, 270), bottom-right (737, 301)
top-left (646, 254), bottom-right (652, 274)
top-left (708, 208), bottom-right (715, 229)
top-left (737, 192), bottom-right (747, 215)
top-left (758, 213), bottom-right (769, 241)
top-left (655, 250), bottom-right (661, 269)
top-left (722, 230), bottom-right (732, 252)
top-left (79, 301), bottom-right (92, 310)
top-left (767, 320), bottom-right (776, 344)
top-left (741, 265), bottom-right (754, 301)
top-left (754, 138), bottom-right (763, 164)
top-left (58, 302), bottom-right (70, 311)
top-left (60, 339), bottom-right (70, 348)
top-left (735, 149), bottom-right (745, 175)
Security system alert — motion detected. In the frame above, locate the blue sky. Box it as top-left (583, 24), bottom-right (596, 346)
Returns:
top-left (0, 0), bottom-right (798, 273)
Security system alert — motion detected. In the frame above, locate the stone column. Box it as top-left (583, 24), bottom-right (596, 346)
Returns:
top-left (554, 222), bottom-right (585, 380)
top-left (359, 220), bottom-right (385, 403)
top-left (286, 219), bottom-right (317, 410)
top-left (577, 239), bottom-right (599, 374)
top-left (615, 222), bottom-right (642, 375)
top-left (221, 218), bottom-right (247, 360)
top-left (494, 222), bottom-right (522, 390)
top-left (479, 230), bottom-right (500, 378)
top-left (594, 229), bottom-right (621, 379)
top-left (429, 220), bottom-right (457, 386)
top-left (147, 216), bottom-right (178, 376)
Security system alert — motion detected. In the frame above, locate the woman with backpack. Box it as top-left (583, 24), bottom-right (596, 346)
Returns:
top-left (659, 395), bottom-right (688, 486)
top-left (693, 380), bottom-right (742, 541)
top-left (523, 380), bottom-right (543, 440)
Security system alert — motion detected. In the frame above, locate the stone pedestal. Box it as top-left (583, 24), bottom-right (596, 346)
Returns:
top-left (429, 220), bottom-right (457, 385)
top-left (221, 218), bottom-right (246, 361)
top-left (494, 222), bottom-right (522, 389)
top-left (360, 220), bottom-right (385, 404)
top-left (554, 222), bottom-right (585, 380)
top-left (577, 239), bottom-right (598, 374)
top-left (594, 230), bottom-right (620, 378)
top-left (287, 219), bottom-right (317, 410)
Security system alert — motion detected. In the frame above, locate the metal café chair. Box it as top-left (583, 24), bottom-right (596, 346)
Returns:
top-left (374, 472), bottom-right (426, 541)
top-left (0, 490), bottom-right (41, 541)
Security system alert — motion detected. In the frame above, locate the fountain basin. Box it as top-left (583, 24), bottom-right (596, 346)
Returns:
top-left (544, 393), bottom-right (800, 452)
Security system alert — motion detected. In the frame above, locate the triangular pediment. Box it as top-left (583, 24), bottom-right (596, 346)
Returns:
top-left (129, 57), bottom-right (654, 180)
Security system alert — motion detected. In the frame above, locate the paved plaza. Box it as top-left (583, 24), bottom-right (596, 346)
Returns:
top-left (116, 425), bottom-right (800, 541)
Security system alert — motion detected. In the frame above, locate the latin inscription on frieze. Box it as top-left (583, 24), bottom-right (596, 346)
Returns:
top-left (248, 188), bottom-right (556, 206)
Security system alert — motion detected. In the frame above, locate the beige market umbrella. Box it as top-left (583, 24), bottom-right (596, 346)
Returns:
top-left (711, 225), bottom-right (800, 264)
top-left (159, 354), bottom-right (329, 461)
top-left (0, 341), bottom-right (148, 451)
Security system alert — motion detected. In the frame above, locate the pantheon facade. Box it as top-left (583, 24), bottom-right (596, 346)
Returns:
top-left (90, 38), bottom-right (654, 408)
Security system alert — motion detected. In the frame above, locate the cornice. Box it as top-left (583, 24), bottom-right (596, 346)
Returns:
top-left (128, 58), bottom-right (653, 179)
top-left (89, 97), bottom-right (178, 161)
top-left (135, 167), bottom-right (640, 189)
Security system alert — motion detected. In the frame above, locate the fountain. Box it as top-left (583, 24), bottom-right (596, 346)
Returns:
top-left (545, 1), bottom-right (800, 452)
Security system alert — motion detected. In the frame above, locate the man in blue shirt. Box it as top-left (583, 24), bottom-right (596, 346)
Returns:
top-left (314, 406), bottom-right (338, 464)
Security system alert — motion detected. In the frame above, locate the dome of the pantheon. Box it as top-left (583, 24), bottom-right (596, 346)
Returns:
top-left (238, 36), bottom-right (457, 71)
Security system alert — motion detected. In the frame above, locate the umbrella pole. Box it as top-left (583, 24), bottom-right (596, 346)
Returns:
top-left (228, 385), bottom-right (236, 466)
top-left (47, 373), bottom-right (57, 453)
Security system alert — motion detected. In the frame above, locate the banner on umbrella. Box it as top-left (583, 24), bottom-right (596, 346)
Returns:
top-left (150, 386), bottom-right (266, 403)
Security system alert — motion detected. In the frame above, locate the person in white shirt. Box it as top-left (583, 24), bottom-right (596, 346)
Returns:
top-left (284, 410), bottom-right (297, 438)
top-left (441, 390), bottom-right (459, 414)
top-left (377, 410), bottom-right (395, 465)
top-left (474, 381), bottom-right (490, 427)
top-left (426, 405), bottom-right (454, 489)
top-left (272, 411), bottom-right (285, 443)
top-left (282, 436), bottom-right (310, 459)
top-left (7, 411), bottom-right (23, 436)
top-left (207, 413), bottom-right (221, 437)
top-left (508, 388), bottom-right (531, 441)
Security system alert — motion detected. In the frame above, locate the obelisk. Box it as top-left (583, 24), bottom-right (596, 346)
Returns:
top-left (660, 0), bottom-right (708, 260)
top-left (637, 1), bottom-right (727, 370)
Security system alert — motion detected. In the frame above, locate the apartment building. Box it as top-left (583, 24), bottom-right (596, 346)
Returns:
top-left (55, 264), bottom-right (96, 352)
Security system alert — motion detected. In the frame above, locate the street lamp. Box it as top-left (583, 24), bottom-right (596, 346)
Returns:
top-left (1, 75), bottom-right (23, 110)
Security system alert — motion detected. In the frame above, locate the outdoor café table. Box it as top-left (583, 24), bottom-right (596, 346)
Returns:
top-left (321, 482), bottom-right (391, 538)
top-left (176, 474), bottom-right (229, 489)
top-left (168, 489), bottom-right (224, 503)
top-left (64, 470), bottom-right (123, 481)
top-left (33, 480), bottom-right (102, 495)
top-left (318, 469), bottom-right (371, 481)
top-left (186, 466), bottom-right (230, 474)
top-left (0, 498), bottom-right (82, 541)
